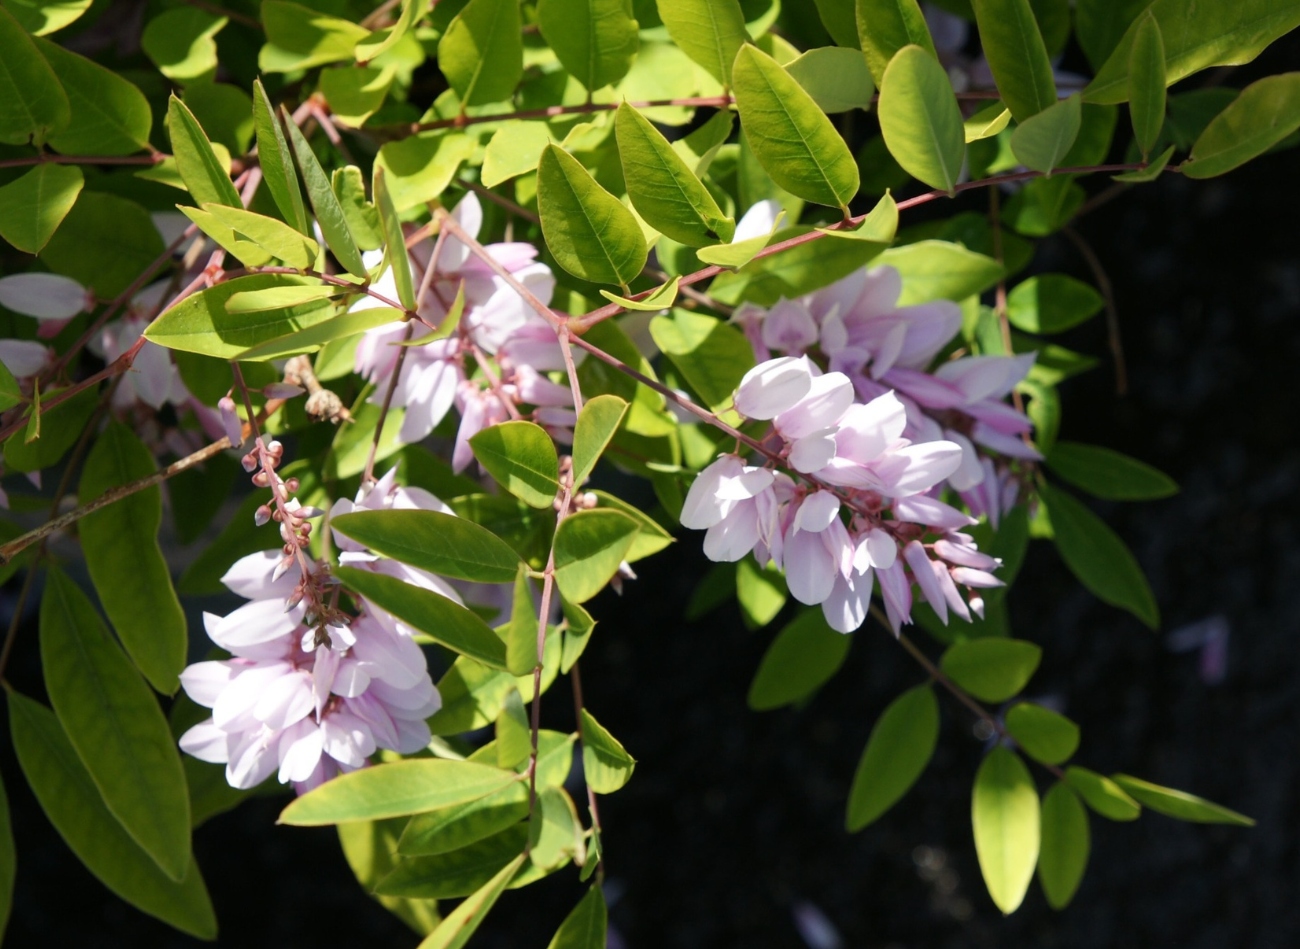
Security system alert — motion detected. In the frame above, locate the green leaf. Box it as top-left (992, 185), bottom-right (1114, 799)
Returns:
top-left (735, 557), bottom-right (785, 629)
top-left (538, 0), bottom-right (638, 92)
top-left (36, 37), bottom-right (151, 155)
top-left (845, 684), bottom-right (939, 830)
top-left (1183, 73), bottom-right (1300, 179)
top-left (398, 780), bottom-right (530, 856)
top-left (1039, 484), bottom-right (1159, 627)
top-left (1001, 174), bottom-right (1085, 237)
top-left (693, 212), bottom-right (782, 268)
top-left (1038, 782), bottom-right (1089, 909)
top-left (469, 420), bottom-right (560, 509)
top-left (1005, 702), bottom-right (1079, 765)
top-left (786, 46), bottom-right (875, 113)
top-left (1009, 93), bottom-right (1081, 174)
top-left (1064, 766), bottom-right (1140, 821)
top-left (3, 384), bottom-right (95, 473)
top-left (1046, 441), bottom-right (1178, 501)
top-left (972, 746), bottom-right (1039, 914)
top-left (816, 190), bottom-right (898, 243)
top-left (7, 692), bottom-right (216, 938)
top-left (281, 758), bottom-right (519, 825)
top-left (615, 103), bottom-right (734, 247)
top-left (482, 121), bottom-right (552, 187)
top-left (571, 394), bottom-right (628, 487)
top-left (711, 223), bottom-right (887, 305)
top-left (143, 273), bottom-right (336, 358)
top-left (1110, 774), bottom-right (1254, 826)
top-left (78, 423), bottom-right (187, 695)
top-left (336, 817), bottom-right (441, 935)
top-left (259, 0), bottom-right (367, 72)
top-left (439, 0), bottom-right (523, 106)
top-left (179, 204), bottom-right (273, 268)
top-left (854, 0), bottom-right (937, 84)
top-left (1085, 0), bottom-right (1300, 106)
top-left (375, 132), bottom-right (476, 212)
top-left (538, 143), bottom-right (647, 286)
top-left (878, 240), bottom-right (1003, 304)
top-left (142, 8), bottom-right (224, 80)
top-left (284, 113), bottom-right (368, 278)
top-left (553, 509), bottom-right (640, 603)
top-left (0, 162), bottom-right (82, 254)
top-left (731, 44), bottom-right (860, 210)
top-left (971, 0), bottom-right (1057, 120)
top-left (656, 0), bottom-right (749, 86)
top-left (599, 276), bottom-right (681, 312)
top-left (877, 45), bottom-right (965, 193)
top-left (0, 363), bottom-right (19, 414)
top-left (325, 384), bottom-right (405, 479)
top-left (529, 786), bottom-right (582, 870)
top-left (332, 164), bottom-right (383, 251)
top-left (560, 594), bottom-right (597, 673)
top-left (415, 853), bottom-right (527, 949)
top-left (1128, 11), bottom-right (1166, 156)
top-left (224, 285), bottom-right (340, 313)
top-left (252, 79), bottom-right (310, 234)
top-left (580, 708), bottom-right (636, 793)
top-left (335, 565), bottom-right (510, 669)
top-left (167, 95), bottom-right (241, 209)
top-left (648, 308), bottom-right (755, 414)
top-left (2, 0), bottom-right (92, 35)
top-left (548, 886), bottom-right (607, 949)
top-left (378, 824), bottom-right (529, 898)
top-left (964, 101), bottom-right (1013, 142)
top-left (747, 608), bottom-right (850, 711)
top-left (356, 0), bottom-right (428, 63)
top-left (373, 166), bottom-right (416, 310)
top-left (203, 203), bottom-right (320, 269)
top-left (940, 638), bottom-right (1042, 703)
top-left (39, 568), bottom-right (191, 880)
top-left (503, 566), bottom-right (537, 676)
top-left (1113, 143), bottom-right (1176, 182)
top-left (0, 5), bottom-right (69, 146)
top-left (1006, 274), bottom-right (1103, 334)
top-left (333, 509), bottom-right (524, 583)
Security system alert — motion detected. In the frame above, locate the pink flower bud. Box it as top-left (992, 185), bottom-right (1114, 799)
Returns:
top-left (284, 477), bottom-right (300, 493)
top-left (251, 470), bottom-right (270, 487)
top-left (241, 452), bottom-right (258, 472)
top-left (218, 396), bottom-right (244, 448)
top-left (254, 505), bottom-right (272, 527)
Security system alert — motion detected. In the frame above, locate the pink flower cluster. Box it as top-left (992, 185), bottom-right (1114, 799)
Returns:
top-left (178, 472), bottom-right (448, 793)
top-left (351, 192), bottom-right (575, 470)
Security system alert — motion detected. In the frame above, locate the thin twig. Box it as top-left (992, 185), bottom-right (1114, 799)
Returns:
top-left (361, 323), bottom-right (414, 484)
top-left (1062, 226), bottom-right (1127, 395)
top-left (0, 152), bottom-right (166, 170)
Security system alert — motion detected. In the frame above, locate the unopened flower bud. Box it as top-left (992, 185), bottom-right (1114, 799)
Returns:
top-left (241, 452), bottom-right (258, 472)
top-left (218, 396), bottom-right (244, 448)
top-left (284, 477), bottom-right (300, 494)
top-left (580, 492), bottom-right (598, 509)
top-left (251, 470), bottom-right (270, 487)
top-left (254, 505), bottom-right (272, 527)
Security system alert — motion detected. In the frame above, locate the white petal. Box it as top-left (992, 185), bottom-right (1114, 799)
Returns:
top-left (179, 720), bottom-right (230, 763)
top-left (277, 719), bottom-right (326, 783)
top-left (254, 670), bottom-right (314, 730)
top-left (734, 356), bottom-right (813, 420)
top-left (788, 430), bottom-right (839, 473)
top-left (775, 372), bottom-right (854, 439)
top-left (904, 541), bottom-right (947, 625)
top-left (733, 198), bottom-right (781, 242)
top-left (822, 569), bottom-right (872, 633)
top-left (783, 528), bottom-right (837, 605)
top-left (793, 490), bottom-right (841, 534)
top-left (179, 660), bottom-right (239, 708)
top-left (0, 273), bottom-right (87, 320)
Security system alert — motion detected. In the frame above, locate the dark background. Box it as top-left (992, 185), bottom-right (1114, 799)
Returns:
top-left (2, 29), bottom-right (1298, 949)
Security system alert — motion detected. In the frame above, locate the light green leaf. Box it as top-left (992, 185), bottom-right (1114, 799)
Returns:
top-left (39, 567), bottom-right (191, 880)
top-left (1039, 484), bottom-right (1159, 627)
top-left (735, 557), bottom-right (785, 629)
top-left (553, 509), bottom-right (640, 603)
top-left (320, 65), bottom-right (394, 126)
top-left (548, 886), bottom-right (607, 949)
top-left (237, 307), bottom-right (396, 359)
top-left (877, 45), bottom-right (965, 192)
top-left (599, 276), bottom-right (681, 312)
top-left (971, 0), bottom-right (1056, 120)
top-left (333, 509), bottom-right (524, 583)
top-left (470, 420), bottom-right (560, 509)
top-left (168, 95), bottom-right (241, 209)
top-left (538, 0), bottom-right (639, 92)
top-left (694, 211), bottom-right (782, 268)
top-left (203, 203), bottom-right (320, 269)
top-left (571, 394), bottom-right (628, 487)
top-left (580, 708), bottom-right (636, 793)
top-left (964, 101), bottom-right (1013, 142)
top-left (560, 594), bottom-right (597, 673)
top-left (336, 818), bottom-right (441, 935)
top-left (1183, 73), bottom-right (1300, 179)
top-left (940, 638), bottom-right (1042, 703)
top-left (1128, 11), bottom-right (1166, 156)
top-left (372, 166), bottom-right (416, 311)
top-left (846, 684), bottom-right (939, 830)
top-left (816, 190), bottom-right (898, 242)
top-left (378, 824), bottom-right (529, 898)
top-left (325, 385), bottom-right (405, 479)
top-left (854, 0), bottom-right (936, 84)
top-left (648, 308), bottom-right (755, 414)
top-left (1046, 442), bottom-right (1178, 501)
top-left (615, 102), bottom-right (734, 247)
top-left (332, 171), bottom-right (379, 253)
top-left (284, 115), bottom-right (368, 278)
top-left (1038, 782), bottom-right (1089, 909)
top-left (37, 37), bottom-right (151, 155)
top-left (398, 781), bottom-right (530, 856)
top-left (1006, 273), bottom-right (1103, 333)
top-left (142, 8), bottom-right (224, 80)
top-left (878, 240), bottom-right (1003, 304)
top-left (224, 284), bottom-right (340, 313)
top-left (179, 204), bottom-right (273, 268)
top-left (529, 786), bottom-right (582, 870)
top-left (252, 79), bottom-right (310, 234)
top-left (356, 0), bottom-right (429, 63)
top-left (1085, 0), bottom-right (1300, 106)
top-left (281, 758), bottom-right (519, 825)
top-left (748, 608), bottom-right (850, 711)
top-left (538, 143), bottom-right (647, 286)
top-left (0, 163), bottom-right (82, 254)
top-left (710, 223), bottom-right (887, 304)
top-left (482, 121), bottom-right (552, 187)
top-left (7, 692), bottom-right (216, 938)
top-left (786, 46), bottom-right (875, 113)
top-left (0, 5), bottom-right (68, 146)
top-left (439, 0), bottom-right (523, 106)
top-left (375, 132), bottom-right (476, 211)
top-left (1111, 774), bottom-right (1255, 826)
top-left (144, 273), bottom-right (336, 358)
top-left (335, 565), bottom-right (510, 669)
top-left (502, 566), bottom-right (537, 676)
top-left (260, 0), bottom-right (367, 72)
top-left (78, 423), bottom-right (187, 695)
top-left (1, 0), bottom-right (92, 35)
top-left (656, 0), bottom-right (749, 85)
top-left (1005, 702), bottom-right (1080, 765)
top-left (416, 854), bottom-right (527, 949)
top-left (1064, 766), bottom-right (1140, 821)
top-left (731, 44), bottom-right (860, 210)
top-left (1010, 93), bottom-right (1081, 174)
top-left (972, 746), bottom-right (1039, 914)
top-left (811, 0), bottom-right (858, 47)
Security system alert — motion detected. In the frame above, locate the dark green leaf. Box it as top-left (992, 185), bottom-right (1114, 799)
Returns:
top-left (547, 886), bottom-right (607, 949)
top-left (0, 162), bottom-right (82, 254)
top-left (747, 608), bottom-right (850, 710)
top-left (398, 780), bottom-right (530, 855)
top-left (877, 45), bottom-right (965, 192)
top-left (0, 769), bottom-right (12, 937)
top-left (971, 0), bottom-right (1057, 120)
top-left (374, 166), bottom-right (415, 310)
top-left (333, 509), bottom-right (524, 583)
top-left (940, 638), bottom-right (1041, 703)
top-left (3, 384), bottom-right (96, 473)
top-left (1111, 774), bottom-right (1255, 826)
top-left (1001, 174), bottom-right (1085, 237)
top-left (1005, 702), bottom-right (1079, 765)
top-left (538, 144), bottom-right (647, 286)
top-left (439, 0), bottom-right (523, 106)
top-left (252, 79), bottom-right (310, 234)
top-left (1046, 441), bottom-right (1178, 501)
top-left (552, 509), bottom-right (640, 603)
top-left (1128, 11), bottom-right (1166, 156)
top-left (1009, 93), bottom-right (1081, 174)
top-left (378, 824), bottom-right (528, 898)
top-left (972, 746), bottom-right (1039, 914)
top-left (1006, 274), bottom-right (1103, 334)
top-left (36, 37), bottom-right (151, 155)
top-left (846, 684), bottom-right (939, 830)
top-left (284, 113), bottom-right (368, 278)
top-left (0, 5), bottom-right (69, 146)
top-left (469, 420), bottom-right (560, 509)
top-left (1064, 766), bottom-right (1140, 821)
top-left (854, 0), bottom-right (937, 84)
top-left (1038, 782), bottom-right (1089, 909)
top-left (656, 0), bottom-right (749, 85)
top-left (336, 817), bottom-right (441, 934)
top-left (3, 0), bottom-right (93, 35)
top-left (580, 708), bottom-right (635, 793)
top-left (1183, 73), bottom-right (1300, 179)
top-left (167, 95), bottom-right (241, 209)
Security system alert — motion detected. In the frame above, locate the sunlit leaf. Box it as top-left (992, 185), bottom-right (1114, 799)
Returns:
top-left (877, 45), bottom-right (965, 193)
top-left (580, 708), bottom-right (636, 793)
top-left (1111, 774), bottom-right (1255, 826)
top-left (470, 420), bottom-right (560, 509)
top-left (1038, 782), bottom-right (1089, 909)
top-left (971, 0), bottom-right (1057, 120)
top-left (972, 746), bottom-right (1039, 914)
top-left (439, 0), bottom-right (523, 106)
top-left (553, 509), bottom-right (640, 603)
top-left (538, 144), bottom-right (647, 286)
top-left (1005, 702), bottom-right (1080, 765)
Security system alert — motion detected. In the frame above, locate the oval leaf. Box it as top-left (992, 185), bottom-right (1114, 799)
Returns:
top-left (538, 144), bottom-right (647, 286)
top-left (537, 0), bottom-right (638, 92)
top-left (0, 6), bottom-right (69, 146)
top-left (1046, 441), bottom-right (1178, 501)
top-left (846, 684), bottom-right (939, 830)
top-left (333, 509), bottom-right (524, 583)
top-left (854, 0), bottom-right (937, 84)
top-left (1005, 702), bottom-right (1080, 765)
top-left (1111, 774), bottom-right (1255, 826)
top-left (237, 307), bottom-right (399, 360)
top-left (1183, 73), bottom-right (1300, 179)
top-left (748, 608), bottom-right (851, 711)
top-left (657, 0), bottom-right (749, 85)
top-left (1128, 11), bottom-right (1166, 156)
top-left (203, 204), bottom-right (320, 269)
top-left (1006, 273), bottom-right (1104, 334)
top-left (547, 886), bottom-right (607, 949)
top-left (439, 0), bottom-right (523, 106)
top-left (1009, 93), bottom-right (1082, 174)
top-left (877, 45), bottom-right (965, 193)
top-left (469, 419), bottom-right (560, 509)
top-left (580, 708), bottom-right (636, 793)
top-left (971, 0), bottom-right (1057, 120)
top-left (0, 162), bottom-right (83, 254)
top-left (786, 46), bottom-right (875, 113)
top-left (972, 745), bottom-right (1040, 914)
top-left (398, 781), bottom-right (530, 856)
top-left (571, 394), bottom-right (628, 487)
top-left (940, 638), bottom-right (1042, 703)
top-left (36, 36), bottom-right (151, 155)
top-left (167, 94), bottom-right (241, 208)
top-left (1038, 782), bottom-right (1090, 909)
top-left (553, 509), bottom-right (640, 603)
top-left (1063, 766), bottom-right (1140, 821)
